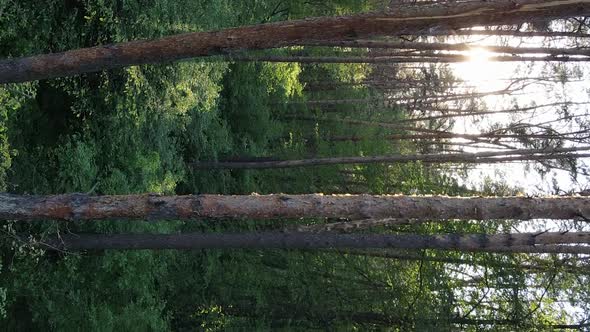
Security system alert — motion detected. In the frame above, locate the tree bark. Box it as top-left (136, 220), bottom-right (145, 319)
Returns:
top-left (1, 0), bottom-right (590, 83)
top-left (2, 193), bottom-right (590, 221)
top-left (34, 232), bottom-right (590, 253)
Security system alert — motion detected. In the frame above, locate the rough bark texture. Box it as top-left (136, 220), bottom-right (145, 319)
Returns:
top-left (2, 193), bottom-right (590, 221)
top-left (35, 232), bottom-right (590, 252)
top-left (191, 146), bottom-right (590, 169)
top-left (1, 0), bottom-right (590, 83)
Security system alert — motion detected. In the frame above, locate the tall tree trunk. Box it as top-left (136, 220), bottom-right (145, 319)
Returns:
top-left (1, 0), bottom-right (589, 83)
top-left (391, 102), bottom-right (589, 124)
top-left (2, 193), bottom-right (590, 221)
top-left (192, 151), bottom-right (590, 169)
top-left (221, 300), bottom-right (590, 329)
top-left (423, 29), bottom-right (590, 38)
top-left (326, 132), bottom-right (588, 143)
top-left (296, 88), bottom-right (517, 106)
top-left (33, 232), bottom-right (590, 253)
top-left (289, 115), bottom-right (589, 146)
top-left (227, 54), bottom-right (590, 64)
top-left (302, 40), bottom-right (590, 57)
top-left (336, 249), bottom-right (590, 274)
top-left (195, 142), bottom-right (590, 169)
top-left (305, 76), bottom-right (572, 87)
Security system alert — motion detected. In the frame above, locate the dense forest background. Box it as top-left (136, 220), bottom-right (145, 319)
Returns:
top-left (0, 0), bottom-right (589, 330)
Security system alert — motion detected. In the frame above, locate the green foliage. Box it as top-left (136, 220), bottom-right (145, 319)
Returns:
top-left (260, 62), bottom-right (303, 99)
top-left (2, 249), bottom-right (171, 331)
top-left (220, 63), bottom-right (276, 149)
top-left (0, 87), bottom-right (16, 191)
top-left (55, 138), bottom-right (98, 193)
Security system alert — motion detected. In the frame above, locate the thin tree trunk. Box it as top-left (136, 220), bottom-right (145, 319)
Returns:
top-left (423, 29), bottom-right (590, 38)
top-left (191, 149), bottom-right (590, 169)
top-left (304, 76), bottom-right (575, 87)
top-left (486, 245), bottom-right (590, 255)
top-left (220, 301), bottom-right (590, 329)
top-left (2, 193), bottom-right (590, 221)
top-left (305, 84), bottom-right (424, 92)
top-left (326, 132), bottom-right (588, 143)
top-left (32, 232), bottom-right (590, 253)
top-left (223, 300), bottom-right (590, 329)
top-left (302, 40), bottom-right (590, 57)
top-left (290, 115), bottom-right (589, 145)
top-left (336, 249), bottom-right (590, 274)
top-left (296, 218), bottom-right (415, 232)
top-left (225, 54), bottom-right (590, 64)
top-left (296, 89), bottom-right (515, 106)
top-left (1, 0), bottom-right (589, 83)
top-left (393, 102), bottom-right (590, 124)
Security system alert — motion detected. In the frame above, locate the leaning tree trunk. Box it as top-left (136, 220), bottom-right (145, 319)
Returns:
top-left (33, 232), bottom-right (590, 254)
top-left (1, 0), bottom-right (589, 83)
top-left (2, 193), bottom-right (590, 221)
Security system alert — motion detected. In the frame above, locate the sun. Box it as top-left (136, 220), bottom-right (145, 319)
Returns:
top-left (461, 47), bottom-right (494, 82)
top-left (467, 47), bottom-right (493, 65)
top-left (452, 47), bottom-right (502, 87)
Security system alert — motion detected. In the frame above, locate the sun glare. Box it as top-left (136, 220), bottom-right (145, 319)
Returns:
top-left (452, 46), bottom-right (508, 92)
top-left (467, 47), bottom-right (492, 64)
top-left (457, 47), bottom-right (495, 83)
